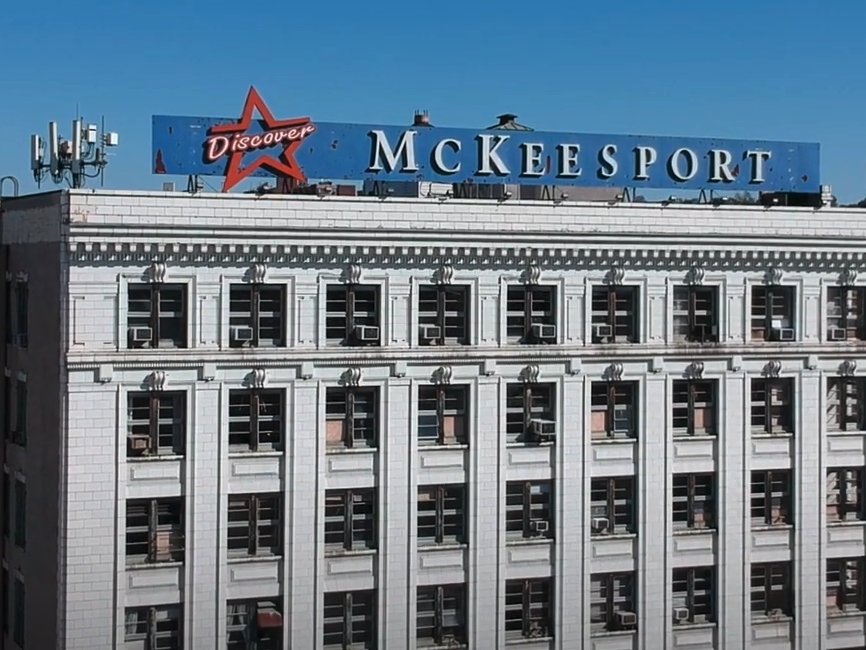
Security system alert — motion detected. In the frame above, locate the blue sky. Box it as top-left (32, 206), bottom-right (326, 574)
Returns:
top-left (1, 0), bottom-right (864, 202)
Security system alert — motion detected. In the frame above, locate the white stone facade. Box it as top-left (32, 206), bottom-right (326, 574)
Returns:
top-left (3, 189), bottom-right (866, 650)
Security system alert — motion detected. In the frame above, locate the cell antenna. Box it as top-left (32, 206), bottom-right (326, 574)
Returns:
top-left (30, 114), bottom-right (119, 189)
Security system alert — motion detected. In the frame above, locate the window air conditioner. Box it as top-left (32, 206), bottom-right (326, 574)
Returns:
top-left (529, 419), bottom-right (555, 440)
top-left (127, 434), bottom-right (152, 455)
top-left (593, 324), bottom-right (613, 339)
top-left (829, 327), bottom-right (847, 341)
top-left (531, 323), bottom-right (556, 340)
top-left (129, 327), bottom-right (153, 344)
top-left (531, 520), bottom-right (549, 534)
top-left (591, 517), bottom-right (609, 534)
top-left (616, 611), bottom-right (637, 627)
top-left (420, 325), bottom-right (441, 342)
top-left (672, 607), bottom-right (689, 623)
top-left (777, 328), bottom-right (795, 341)
top-left (354, 325), bottom-right (380, 342)
top-left (231, 326), bottom-right (254, 343)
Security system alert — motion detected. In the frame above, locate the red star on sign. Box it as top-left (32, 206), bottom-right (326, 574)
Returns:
top-left (206, 86), bottom-right (316, 192)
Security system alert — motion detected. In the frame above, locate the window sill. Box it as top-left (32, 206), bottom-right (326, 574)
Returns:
top-left (126, 561), bottom-right (183, 570)
top-left (672, 433), bottom-right (717, 440)
top-left (590, 437), bottom-right (636, 444)
top-left (418, 444), bottom-right (469, 451)
top-left (228, 450), bottom-right (283, 457)
top-left (673, 528), bottom-right (716, 536)
top-left (325, 447), bottom-right (378, 454)
top-left (750, 524), bottom-right (793, 531)
top-left (751, 616), bottom-right (792, 624)
top-left (673, 621), bottom-right (716, 630)
top-left (590, 629), bottom-right (637, 638)
top-left (506, 441), bottom-right (555, 448)
top-left (827, 430), bottom-right (866, 436)
top-left (505, 637), bottom-right (553, 645)
top-left (226, 555), bottom-right (282, 563)
top-left (506, 537), bottom-right (553, 547)
top-left (591, 532), bottom-right (636, 540)
top-left (827, 520), bottom-right (866, 527)
top-left (324, 548), bottom-right (377, 557)
top-left (417, 643), bottom-right (468, 650)
top-left (127, 455), bottom-right (184, 462)
top-left (751, 432), bottom-right (794, 438)
top-left (828, 609), bottom-right (866, 618)
top-left (418, 543), bottom-right (467, 551)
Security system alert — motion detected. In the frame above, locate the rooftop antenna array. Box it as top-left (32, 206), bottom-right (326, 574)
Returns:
top-left (30, 116), bottom-right (119, 189)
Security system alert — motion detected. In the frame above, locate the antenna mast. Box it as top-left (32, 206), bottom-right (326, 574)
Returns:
top-left (31, 116), bottom-right (119, 189)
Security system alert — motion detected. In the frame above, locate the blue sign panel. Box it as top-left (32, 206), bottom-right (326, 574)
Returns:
top-left (151, 87), bottom-right (820, 193)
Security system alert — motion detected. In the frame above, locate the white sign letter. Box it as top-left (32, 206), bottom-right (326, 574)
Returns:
top-left (476, 134), bottom-right (510, 175)
top-left (521, 143), bottom-right (545, 177)
top-left (709, 149), bottom-right (735, 182)
top-left (432, 138), bottom-right (461, 174)
top-left (634, 146), bottom-right (657, 180)
top-left (599, 144), bottom-right (618, 179)
top-left (745, 150), bottom-right (772, 183)
top-left (368, 130), bottom-right (419, 172)
top-left (669, 148), bottom-right (698, 181)
top-left (556, 144), bottom-right (581, 178)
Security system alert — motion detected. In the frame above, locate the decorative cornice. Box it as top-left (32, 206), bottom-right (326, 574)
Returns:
top-left (66, 240), bottom-right (866, 271)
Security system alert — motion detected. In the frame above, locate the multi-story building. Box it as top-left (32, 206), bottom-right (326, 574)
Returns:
top-left (1, 187), bottom-right (866, 650)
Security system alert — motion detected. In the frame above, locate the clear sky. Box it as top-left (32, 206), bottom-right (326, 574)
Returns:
top-left (1, 0), bottom-right (864, 202)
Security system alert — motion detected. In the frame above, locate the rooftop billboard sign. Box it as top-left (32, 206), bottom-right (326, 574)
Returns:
top-left (152, 87), bottom-right (820, 194)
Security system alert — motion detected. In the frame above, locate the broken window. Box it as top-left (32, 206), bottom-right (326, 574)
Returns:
top-left (417, 385), bottom-right (468, 446)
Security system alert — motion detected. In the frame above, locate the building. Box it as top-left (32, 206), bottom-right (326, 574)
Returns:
top-left (1, 186), bottom-right (866, 650)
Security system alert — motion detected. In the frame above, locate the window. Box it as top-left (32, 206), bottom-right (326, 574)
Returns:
top-left (323, 591), bottom-right (376, 650)
top-left (227, 599), bottom-right (283, 650)
top-left (504, 579), bottom-right (552, 641)
top-left (14, 279), bottom-right (28, 348)
top-left (590, 477), bottom-right (636, 535)
top-left (751, 285), bottom-right (796, 342)
top-left (673, 473), bottom-right (715, 531)
top-left (505, 481), bottom-right (553, 541)
top-left (124, 605), bottom-right (182, 649)
top-left (13, 378), bottom-right (25, 446)
top-left (591, 381), bottom-right (638, 439)
top-left (228, 389), bottom-right (283, 452)
top-left (506, 285), bottom-right (557, 344)
top-left (13, 479), bottom-right (24, 549)
top-left (2, 472), bottom-right (9, 538)
top-left (1, 566), bottom-right (7, 635)
top-left (672, 567), bottom-right (715, 624)
top-left (590, 572), bottom-right (637, 633)
top-left (127, 283), bottom-right (188, 348)
top-left (827, 377), bottom-right (866, 432)
top-left (326, 387), bottom-right (379, 450)
top-left (325, 489), bottom-right (376, 552)
top-left (827, 468), bottom-right (865, 522)
top-left (127, 391), bottom-right (186, 457)
top-left (125, 498), bottom-right (184, 565)
top-left (505, 383), bottom-right (556, 444)
top-left (827, 558), bottom-right (866, 614)
top-left (4, 277), bottom-right (12, 345)
top-left (326, 284), bottom-right (380, 346)
top-left (228, 284), bottom-right (286, 347)
top-left (3, 376), bottom-right (11, 440)
top-left (227, 493), bottom-right (282, 558)
top-left (750, 563), bottom-right (793, 619)
top-left (418, 285), bottom-right (469, 345)
top-left (827, 285), bottom-right (866, 341)
top-left (673, 286), bottom-right (718, 343)
top-left (751, 470), bottom-right (792, 526)
top-left (672, 380), bottom-right (716, 436)
top-left (416, 584), bottom-right (467, 647)
top-left (12, 577), bottom-right (23, 647)
top-left (418, 485), bottom-right (466, 546)
top-left (417, 385), bottom-right (468, 446)
top-left (750, 379), bottom-right (794, 434)
top-left (591, 285), bottom-right (639, 343)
